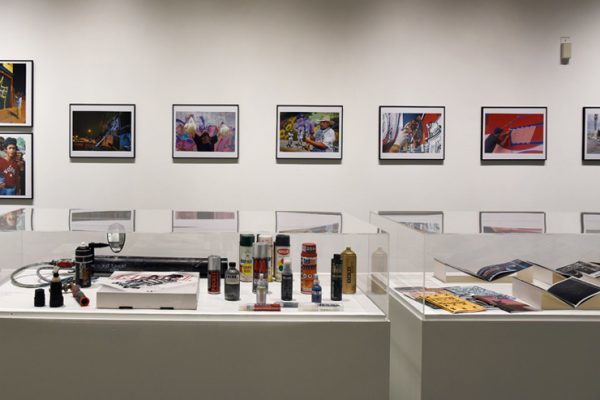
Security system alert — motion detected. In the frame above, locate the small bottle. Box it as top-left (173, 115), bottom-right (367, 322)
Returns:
top-left (371, 247), bottom-right (388, 294)
top-left (331, 254), bottom-right (343, 301)
top-left (311, 275), bottom-right (322, 304)
top-left (239, 234), bottom-right (255, 282)
top-left (224, 262), bottom-right (240, 301)
top-left (256, 273), bottom-right (267, 305)
top-left (49, 268), bottom-right (64, 308)
top-left (281, 259), bottom-right (293, 301)
top-left (207, 255), bottom-right (221, 294)
top-left (258, 234), bottom-right (274, 282)
top-left (273, 234), bottom-right (290, 282)
top-left (341, 247), bottom-right (357, 294)
top-left (252, 242), bottom-right (270, 293)
top-left (301, 243), bottom-right (317, 294)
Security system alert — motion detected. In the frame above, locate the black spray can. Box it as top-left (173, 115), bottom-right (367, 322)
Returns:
top-left (224, 262), bottom-right (240, 301)
top-left (331, 254), bottom-right (343, 301)
top-left (281, 259), bottom-right (293, 301)
top-left (75, 243), bottom-right (94, 288)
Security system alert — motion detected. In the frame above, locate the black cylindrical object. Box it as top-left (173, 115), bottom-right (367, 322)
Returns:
top-left (34, 288), bottom-right (45, 307)
top-left (75, 243), bottom-right (94, 288)
top-left (331, 254), bottom-right (343, 301)
top-left (49, 271), bottom-right (63, 308)
top-left (281, 259), bottom-right (293, 301)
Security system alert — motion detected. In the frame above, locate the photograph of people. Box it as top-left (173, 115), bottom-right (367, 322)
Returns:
top-left (173, 105), bottom-right (238, 159)
top-left (277, 105), bottom-right (342, 159)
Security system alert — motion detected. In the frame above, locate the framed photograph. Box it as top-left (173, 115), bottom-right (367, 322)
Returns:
top-left (481, 107), bottom-right (547, 160)
top-left (582, 107), bottom-right (600, 161)
top-left (378, 211), bottom-right (444, 234)
top-left (581, 212), bottom-right (600, 234)
top-left (379, 106), bottom-right (445, 160)
top-left (69, 209), bottom-right (135, 232)
top-left (173, 104), bottom-right (239, 159)
top-left (0, 61), bottom-right (33, 127)
top-left (276, 105), bottom-right (343, 160)
top-left (0, 132), bottom-right (33, 199)
top-left (0, 208), bottom-right (33, 231)
top-left (70, 104), bottom-right (135, 158)
top-left (172, 211), bottom-right (238, 232)
top-left (479, 211), bottom-right (546, 234)
top-left (275, 211), bottom-right (342, 233)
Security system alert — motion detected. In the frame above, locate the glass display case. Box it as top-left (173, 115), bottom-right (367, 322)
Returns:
top-left (0, 208), bottom-right (389, 318)
top-left (370, 211), bottom-right (600, 400)
top-left (370, 210), bottom-right (600, 316)
top-left (0, 208), bottom-right (390, 400)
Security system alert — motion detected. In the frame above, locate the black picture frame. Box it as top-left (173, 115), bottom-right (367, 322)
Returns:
top-left (276, 104), bottom-right (343, 160)
top-left (0, 60), bottom-right (33, 128)
top-left (377, 211), bottom-right (444, 234)
top-left (275, 211), bottom-right (343, 233)
top-left (69, 103), bottom-right (136, 159)
top-left (172, 104), bottom-right (239, 159)
top-left (481, 106), bottom-right (547, 161)
top-left (479, 211), bottom-right (546, 234)
top-left (581, 212), bottom-right (600, 234)
top-left (582, 107), bottom-right (600, 161)
top-left (0, 132), bottom-right (33, 199)
top-left (378, 106), bottom-right (445, 161)
top-left (68, 209), bottom-right (136, 232)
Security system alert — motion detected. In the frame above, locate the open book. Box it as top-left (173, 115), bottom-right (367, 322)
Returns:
top-left (97, 271), bottom-right (199, 310)
top-left (556, 261), bottom-right (600, 279)
top-left (435, 258), bottom-right (533, 282)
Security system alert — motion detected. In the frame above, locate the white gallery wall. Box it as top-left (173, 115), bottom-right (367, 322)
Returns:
top-left (2, 0), bottom-right (600, 219)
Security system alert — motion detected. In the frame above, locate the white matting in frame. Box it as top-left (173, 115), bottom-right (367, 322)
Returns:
top-left (0, 61), bottom-right (33, 127)
top-left (70, 104), bottom-right (135, 158)
top-left (0, 132), bottom-right (33, 199)
top-left (582, 107), bottom-right (600, 161)
top-left (173, 104), bottom-right (239, 159)
top-left (480, 211), bottom-right (546, 234)
top-left (481, 107), bottom-right (547, 161)
top-left (379, 106), bottom-right (445, 160)
top-left (276, 105), bottom-right (343, 160)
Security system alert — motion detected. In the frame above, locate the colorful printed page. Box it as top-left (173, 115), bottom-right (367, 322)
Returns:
top-left (473, 295), bottom-right (536, 313)
top-left (424, 293), bottom-right (486, 313)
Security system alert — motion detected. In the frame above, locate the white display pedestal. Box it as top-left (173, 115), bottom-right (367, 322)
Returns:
top-left (0, 277), bottom-right (390, 400)
top-left (1, 317), bottom-right (389, 400)
top-left (390, 292), bottom-right (600, 400)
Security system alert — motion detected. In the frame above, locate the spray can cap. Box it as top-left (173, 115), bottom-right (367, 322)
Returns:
top-left (313, 274), bottom-right (320, 285)
top-left (332, 254), bottom-right (341, 263)
top-left (274, 234), bottom-right (290, 247)
top-left (240, 234), bottom-right (255, 246)
top-left (208, 255), bottom-right (221, 271)
top-left (253, 242), bottom-right (270, 258)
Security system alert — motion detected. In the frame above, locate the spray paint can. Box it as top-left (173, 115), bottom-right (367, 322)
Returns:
top-left (281, 258), bottom-right (293, 301)
top-left (252, 242), bottom-right (270, 293)
top-left (301, 243), bottom-right (317, 294)
top-left (239, 234), bottom-right (255, 283)
top-left (208, 255), bottom-right (221, 294)
top-left (273, 234), bottom-right (290, 282)
top-left (75, 242), bottom-right (93, 288)
top-left (258, 234), bottom-right (274, 282)
top-left (256, 273), bottom-right (268, 305)
top-left (331, 254), bottom-right (343, 301)
top-left (341, 247), bottom-right (357, 294)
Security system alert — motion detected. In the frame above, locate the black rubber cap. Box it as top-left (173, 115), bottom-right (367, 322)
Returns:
top-left (34, 288), bottom-right (45, 307)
